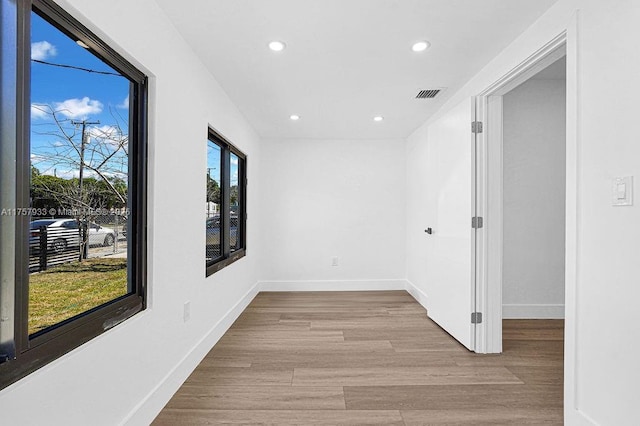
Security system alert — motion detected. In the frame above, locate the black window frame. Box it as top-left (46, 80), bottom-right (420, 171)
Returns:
top-left (206, 128), bottom-right (246, 276)
top-left (0, 0), bottom-right (148, 389)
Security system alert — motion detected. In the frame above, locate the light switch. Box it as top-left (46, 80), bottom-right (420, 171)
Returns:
top-left (612, 176), bottom-right (633, 206)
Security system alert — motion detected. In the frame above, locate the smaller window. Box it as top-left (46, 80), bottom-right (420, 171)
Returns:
top-left (206, 129), bottom-right (246, 275)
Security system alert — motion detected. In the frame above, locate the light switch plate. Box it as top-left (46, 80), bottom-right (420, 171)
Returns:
top-left (612, 176), bottom-right (633, 206)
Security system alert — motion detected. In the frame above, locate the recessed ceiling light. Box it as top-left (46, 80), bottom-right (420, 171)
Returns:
top-left (373, 116), bottom-right (384, 122)
top-left (411, 41), bottom-right (430, 52)
top-left (268, 41), bottom-right (286, 52)
top-left (290, 114), bottom-right (300, 121)
top-left (76, 40), bottom-right (90, 49)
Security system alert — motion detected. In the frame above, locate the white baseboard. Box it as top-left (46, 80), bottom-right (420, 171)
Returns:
top-left (503, 303), bottom-right (565, 319)
top-left (258, 279), bottom-right (408, 292)
top-left (404, 280), bottom-right (429, 312)
top-left (122, 282), bottom-right (260, 426)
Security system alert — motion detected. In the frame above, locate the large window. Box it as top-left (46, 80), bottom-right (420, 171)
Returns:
top-left (206, 129), bottom-right (246, 275)
top-left (0, 0), bottom-right (147, 389)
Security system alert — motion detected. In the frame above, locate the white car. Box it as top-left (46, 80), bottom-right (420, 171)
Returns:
top-left (30, 219), bottom-right (116, 253)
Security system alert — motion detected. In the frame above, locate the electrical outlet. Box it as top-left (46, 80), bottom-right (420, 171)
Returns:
top-left (183, 301), bottom-right (191, 322)
top-left (331, 256), bottom-right (339, 267)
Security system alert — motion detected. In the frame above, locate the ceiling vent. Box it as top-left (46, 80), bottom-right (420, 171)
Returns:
top-left (415, 89), bottom-right (442, 99)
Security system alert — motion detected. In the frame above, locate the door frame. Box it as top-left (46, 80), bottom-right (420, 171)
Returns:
top-left (473, 32), bottom-right (569, 354)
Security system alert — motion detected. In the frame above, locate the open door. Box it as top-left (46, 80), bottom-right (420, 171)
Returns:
top-left (424, 97), bottom-right (478, 351)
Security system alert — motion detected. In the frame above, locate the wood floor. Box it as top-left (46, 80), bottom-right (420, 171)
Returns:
top-left (153, 291), bottom-right (563, 425)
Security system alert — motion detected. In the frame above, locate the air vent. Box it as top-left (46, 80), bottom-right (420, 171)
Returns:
top-left (416, 89), bottom-right (441, 99)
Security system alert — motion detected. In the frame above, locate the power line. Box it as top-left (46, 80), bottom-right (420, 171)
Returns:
top-left (31, 59), bottom-right (123, 77)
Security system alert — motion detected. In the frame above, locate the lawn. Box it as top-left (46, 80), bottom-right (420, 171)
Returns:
top-left (29, 257), bottom-right (128, 335)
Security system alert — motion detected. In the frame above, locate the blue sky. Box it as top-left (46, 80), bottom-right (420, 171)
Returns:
top-left (207, 142), bottom-right (222, 183)
top-left (31, 11), bottom-right (237, 189)
top-left (30, 11), bottom-right (130, 179)
top-left (207, 143), bottom-right (239, 186)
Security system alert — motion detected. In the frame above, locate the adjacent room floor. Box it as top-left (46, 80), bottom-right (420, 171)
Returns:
top-left (153, 291), bottom-right (563, 425)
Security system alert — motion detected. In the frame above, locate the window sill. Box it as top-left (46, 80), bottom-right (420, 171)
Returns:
top-left (206, 249), bottom-right (246, 276)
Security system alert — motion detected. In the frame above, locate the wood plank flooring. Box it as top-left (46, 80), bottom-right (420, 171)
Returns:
top-left (153, 291), bottom-right (563, 425)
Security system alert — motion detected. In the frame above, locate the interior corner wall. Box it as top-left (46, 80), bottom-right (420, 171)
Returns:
top-left (405, 123), bottom-right (431, 303)
top-left (0, 0), bottom-right (263, 425)
top-left (502, 77), bottom-right (566, 319)
top-left (406, 1), bottom-right (640, 424)
top-left (259, 138), bottom-right (407, 288)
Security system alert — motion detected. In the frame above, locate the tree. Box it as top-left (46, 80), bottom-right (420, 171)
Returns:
top-left (207, 174), bottom-right (220, 205)
top-left (31, 104), bottom-right (128, 204)
top-left (31, 104), bottom-right (129, 260)
top-left (31, 163), bottom-right (41, 179)
top-left (230, 185), bottom-right (238, 207)
top-left (31, 173), bottom-right (70, 211)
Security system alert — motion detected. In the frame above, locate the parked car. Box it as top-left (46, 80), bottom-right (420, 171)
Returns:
top-left (30, 219), bottom-right (116, 254)
top-left (205, 215), bottom-right (239, 258)
top-left (87, 222), bottom-right (116, 247)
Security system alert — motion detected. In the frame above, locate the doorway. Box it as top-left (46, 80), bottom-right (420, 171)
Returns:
top-left (502, 56), bottom-right (566, 324)
top-left (473, 36), bottom-right (568, 353)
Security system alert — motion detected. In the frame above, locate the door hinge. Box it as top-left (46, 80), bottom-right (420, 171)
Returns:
top-left (471, 121), bottom-right (483, 134)
top-left (471, 312), bottom-right (483, 324)
top-left (471, 216), bottom-right (483, 229)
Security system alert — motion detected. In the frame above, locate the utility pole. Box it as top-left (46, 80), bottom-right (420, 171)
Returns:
top-left (71, 119), bottom-right (99, 261)
top-left (71, 119), bottom-right (100, 194)
top-left (207, 168), bottom-right (212, 218)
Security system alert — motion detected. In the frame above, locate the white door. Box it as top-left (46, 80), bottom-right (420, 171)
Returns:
top-left (425, 97), bottom-right (477, 350)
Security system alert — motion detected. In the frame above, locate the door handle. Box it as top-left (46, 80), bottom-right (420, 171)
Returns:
top-left (424, 228), bottom-right (433, 235)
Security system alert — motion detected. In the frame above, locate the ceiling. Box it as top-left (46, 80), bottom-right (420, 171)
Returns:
top-left (155, 0), bottom-right (558, 139)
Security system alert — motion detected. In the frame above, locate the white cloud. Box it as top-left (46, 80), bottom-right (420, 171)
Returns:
top-left (31, 103), bottom-right (50, 119)
top-left (50, 169), bottom-right (80, 179)
top-left (88, 125), bottom-right (128, 151)
top-left (40, 169), bottom-right (107, 180)
top-left (53, 97), bottom-right (103, 119)
top-left (118, 95), bottom-right (129, 109)
top-left (30, 153), bottom-right (48, 163)
top-left (90, 125), bottom-right (122, 138)
top-left (31, 41), bottom-right (57, 61)
top-left (89, 125), bottom-right (129, 143)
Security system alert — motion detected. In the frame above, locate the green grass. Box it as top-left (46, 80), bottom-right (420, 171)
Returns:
top-left (29, 257), bottom-right (128, 335)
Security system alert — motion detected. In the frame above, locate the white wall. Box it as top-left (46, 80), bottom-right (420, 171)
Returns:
top-left (406, 0), bottom-right (640, 424)
top-left (259, 138), bottom-right (407, 289)
top-left (0, 0), bottom-right (263, 425)
top-left (502, 77), bottom-right (566, 319)
top-left (405, 124), bottom-right (431, 306)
